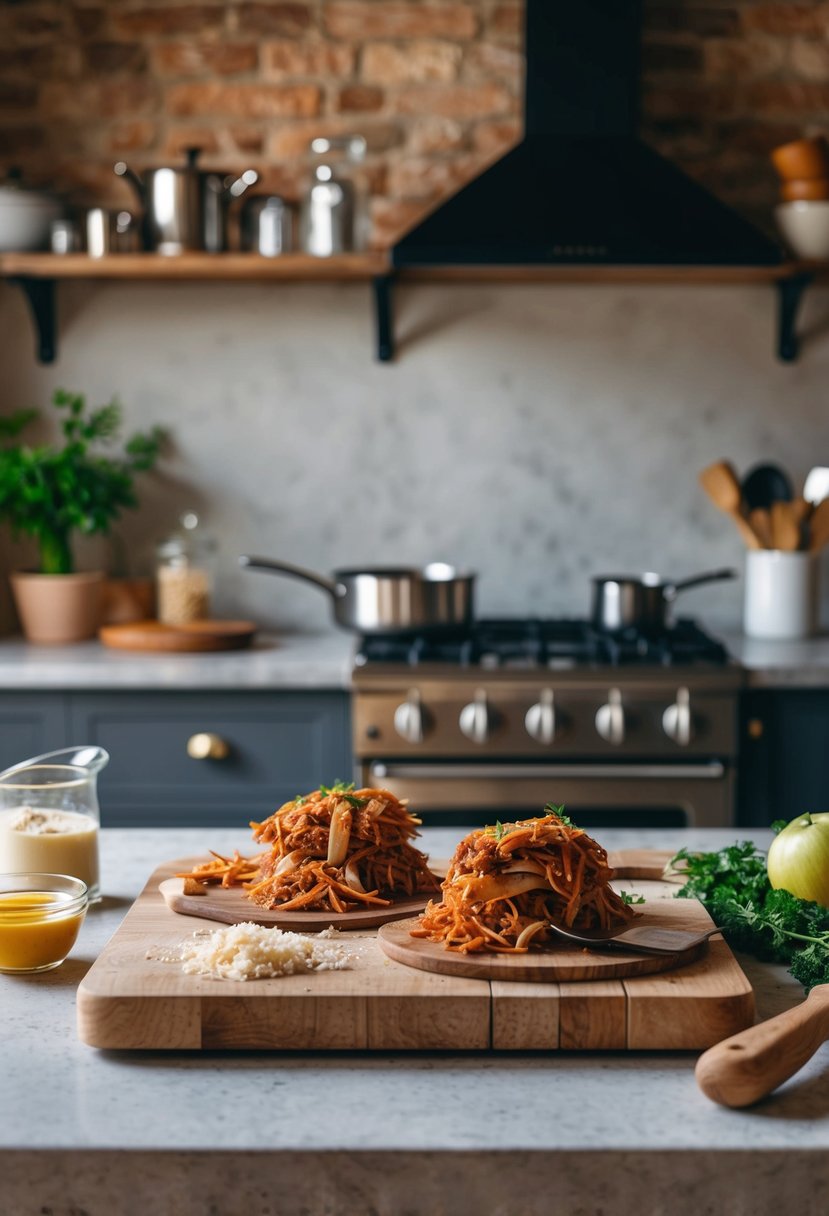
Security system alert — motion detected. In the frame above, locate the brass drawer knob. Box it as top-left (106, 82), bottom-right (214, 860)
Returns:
top-left (187, 732), bottom-right (230, 760)
top-left (747, 718), bottom-right (764, 740)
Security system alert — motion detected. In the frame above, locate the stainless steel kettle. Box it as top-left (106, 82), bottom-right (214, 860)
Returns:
top-left (114, 148), bottom-right (258, 255)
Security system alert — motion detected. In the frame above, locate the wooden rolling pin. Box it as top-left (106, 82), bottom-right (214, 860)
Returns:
top-left (696, 985), bottom-right (829, 1107)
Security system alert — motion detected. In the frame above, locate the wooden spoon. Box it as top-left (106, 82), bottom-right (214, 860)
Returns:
top-left (696, 985), bottom-right (829, 1108)
top-left (770, 500), bottom-right (803, 551)
top-left (748, 508), bottom-right (772, 549)
top-left (698, 462), bottom-right (762, 549)
top-left (809, 497), bottom-right (829, 552)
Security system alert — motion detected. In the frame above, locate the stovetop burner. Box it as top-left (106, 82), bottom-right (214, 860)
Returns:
top-left (354, 617), bottom-right (729, 669)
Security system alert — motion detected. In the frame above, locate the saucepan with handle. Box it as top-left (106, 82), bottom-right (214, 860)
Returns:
top-left (591, 568), bottom-right (737, 634)
top-left (239, 555), bottom-right (475, 634)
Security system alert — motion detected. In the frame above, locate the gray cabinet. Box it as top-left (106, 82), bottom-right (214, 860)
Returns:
top-left (70, 691), bottom-right (352, 827)
top-left (0, 692), bottom-right (67, 772)
top-left (738, 690), bottom-right (829, 828)
top-left (0, 690), bottom-right (351, 827)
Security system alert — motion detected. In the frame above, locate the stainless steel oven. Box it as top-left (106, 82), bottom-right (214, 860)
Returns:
top-left (352, 621), bottom-right (742, 829)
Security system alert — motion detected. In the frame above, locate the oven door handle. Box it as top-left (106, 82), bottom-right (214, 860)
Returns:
top-left (369, 761), bottom-right (726, 781)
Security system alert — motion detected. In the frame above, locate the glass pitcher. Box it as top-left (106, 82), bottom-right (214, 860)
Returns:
top-left (0, 747), bottom-right (109, 903)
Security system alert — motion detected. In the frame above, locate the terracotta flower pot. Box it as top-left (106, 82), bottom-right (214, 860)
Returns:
top-left (9, 571), bottom-right (104, 644)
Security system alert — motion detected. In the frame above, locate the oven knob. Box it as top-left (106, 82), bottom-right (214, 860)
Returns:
top-left (595, 688), bottom-right (625, 745)
top-left (525, 689), bottom-right (556, 744)
top-left (663, 686), bottom-right (693, 747)
top-left (459, 689), bottom-right (491, 744)
top-left (393, 689), bottom-right (424, 744)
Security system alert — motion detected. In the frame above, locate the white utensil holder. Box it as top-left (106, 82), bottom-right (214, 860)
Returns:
top-left (743, 550), bottom-right (817, 640)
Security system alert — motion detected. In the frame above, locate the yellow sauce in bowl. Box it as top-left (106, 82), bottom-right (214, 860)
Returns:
top-left (0, 889), bottom-right (87, 973)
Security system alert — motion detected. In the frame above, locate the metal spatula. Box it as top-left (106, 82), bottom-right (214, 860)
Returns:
top-left (548, 922), bottom-right (723, 956)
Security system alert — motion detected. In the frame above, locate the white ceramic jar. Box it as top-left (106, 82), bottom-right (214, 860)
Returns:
top-left (743, 551), bottom-right (817, 640)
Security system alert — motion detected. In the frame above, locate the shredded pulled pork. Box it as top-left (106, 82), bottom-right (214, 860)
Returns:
top-left (180, 785), bottom-right (439, 914)
top-left (412, 810), bottom-right (636, 954)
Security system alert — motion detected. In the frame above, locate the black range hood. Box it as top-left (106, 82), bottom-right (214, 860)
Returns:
top-left (392, 0), bottom-right (782, 268)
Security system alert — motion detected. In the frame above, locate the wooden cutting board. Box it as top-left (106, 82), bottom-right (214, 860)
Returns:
top-left (99, 619), bottom-right (256, 652)
top-left (76, 849), bottom-right (755, 1052)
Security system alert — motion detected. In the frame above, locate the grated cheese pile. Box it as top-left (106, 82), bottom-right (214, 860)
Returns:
top-left (178, 922), bottom-right (352, 982)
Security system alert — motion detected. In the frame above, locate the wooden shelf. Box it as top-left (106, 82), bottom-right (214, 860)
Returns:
top-left (0, 251), bottom-right (390, 281)
top-left (0, 251), bottom-right (823, 364)
top-left (1, 251), bottom-right (816, 283)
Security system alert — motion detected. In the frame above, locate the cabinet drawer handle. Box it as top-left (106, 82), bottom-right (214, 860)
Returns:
top-left (187, 732), bottom-right (230, 760)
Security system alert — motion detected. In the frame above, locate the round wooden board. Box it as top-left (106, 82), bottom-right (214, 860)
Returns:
top-left (377, 916), bottom-right (706, 982)
top-left (158, 876), bottom-right (431, 932)
top-left (99, 619), bottom-right (256, 653)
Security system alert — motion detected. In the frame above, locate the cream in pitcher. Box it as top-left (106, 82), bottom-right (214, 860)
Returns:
top-left (0, 748), bottom-right (109, 903)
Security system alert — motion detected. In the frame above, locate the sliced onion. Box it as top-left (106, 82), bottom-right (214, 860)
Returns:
top-left (344, 861), bottom-right (365, 892)
top-left (515, 920), bottom-right (548, 950)
top-left (502, 860), bottom-right (547, 877)
top-left (365, 798), bottom-right (386, 821)
top-left (455, 872), bottom-right (542, 904)
top-left (275, 849), bottom-right (305, 877)
top-left (327, 802), bottom-right (353, 866)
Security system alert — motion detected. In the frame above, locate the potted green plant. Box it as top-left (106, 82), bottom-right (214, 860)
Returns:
top-left (0, 388), bottom-right (164, 643)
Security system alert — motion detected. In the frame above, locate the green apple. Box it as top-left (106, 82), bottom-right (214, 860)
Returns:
top-left (767, 812), bottom-right (829, 907)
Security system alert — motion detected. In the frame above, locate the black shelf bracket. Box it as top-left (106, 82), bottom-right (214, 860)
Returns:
top-left (777, 271), bottom-right (814, 363)
top-left (373, 273), bottom-right (395, 362)
top-left (10, 276), bottom-right (57, 364)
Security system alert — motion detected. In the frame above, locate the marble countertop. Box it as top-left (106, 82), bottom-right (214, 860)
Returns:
top-left (720, 629), bottom-right (829, 686)
top-left (0, 630), bottom-right (355, 689)
top-left (4, 825), bottom-right (828, 1216)
top-left (1, 627), bottom-right (829, 692)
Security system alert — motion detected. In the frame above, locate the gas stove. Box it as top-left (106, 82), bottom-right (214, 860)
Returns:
top-left (352, 617), bottom-right (742, 828)
top-left (354, 617), bottom-right (730, 671)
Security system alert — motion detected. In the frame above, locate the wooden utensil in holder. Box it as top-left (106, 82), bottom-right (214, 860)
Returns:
top-left (698, 461), bottom-right (762, 549)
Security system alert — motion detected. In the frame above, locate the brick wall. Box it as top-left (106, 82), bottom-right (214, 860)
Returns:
top-left (1, 0), bottom-right (827, 246)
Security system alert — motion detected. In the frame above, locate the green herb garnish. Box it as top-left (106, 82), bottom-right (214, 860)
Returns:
top-left (319, 780), bottom-right (367, 808)
top-left (620, 891), bottom-right (646, 906)
top-left (545, 803), bottom-right (576, 828)
top-left (671, 840), bottom-right (829, 990)
top-left (486, 820), bottom-right (508, 842)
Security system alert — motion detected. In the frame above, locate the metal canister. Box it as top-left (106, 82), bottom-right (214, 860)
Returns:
top-left (50, 218), bottom-right (81, 254)
top-left (240, 194), bottom-right (295, 256)
top-left (85, 209), bottom-right (135, 258)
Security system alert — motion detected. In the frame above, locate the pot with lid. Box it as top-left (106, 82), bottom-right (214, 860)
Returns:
top-left (591, 568), bottom-right (736, 634)
top-left (0, 168), bottom-right (63, 252)
top-left (240, 555), bottom-right (475, 634)
top-left (114, 148), bottom-right (258, 254)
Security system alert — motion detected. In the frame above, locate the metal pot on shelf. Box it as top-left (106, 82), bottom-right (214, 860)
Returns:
top-left (591, 568), bottom-right (736, 634)
top-left (239, 555), bottom-right (475, 634)
top-left (114, 148), bottom-right (258, 254)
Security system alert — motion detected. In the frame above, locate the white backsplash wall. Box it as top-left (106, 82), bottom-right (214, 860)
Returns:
top-left (2, 278), bottom-right (829, 634)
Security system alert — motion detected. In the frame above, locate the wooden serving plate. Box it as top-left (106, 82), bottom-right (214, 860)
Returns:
top-left (378, 907), bottom-right (710, 982)
top-left (99, 619), bottom-right (256, 653)
top-left (159, 867), bottom-right (433, 932)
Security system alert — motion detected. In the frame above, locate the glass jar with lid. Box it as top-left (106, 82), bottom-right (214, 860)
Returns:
top-left (156, 511), bottom-right (217, 625)
top-left (300, 135), bottom-right (369, 257)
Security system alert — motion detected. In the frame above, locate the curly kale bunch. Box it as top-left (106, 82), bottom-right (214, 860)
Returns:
top-left (672, 839), bottom-right (829, 990)
top-left (0, 389), bottom-right (164, 574)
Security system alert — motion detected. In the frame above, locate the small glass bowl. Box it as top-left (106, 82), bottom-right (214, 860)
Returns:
top-left (0, 873), bottom-right (88, 973)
